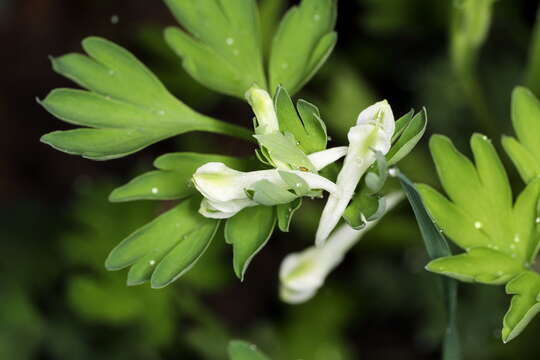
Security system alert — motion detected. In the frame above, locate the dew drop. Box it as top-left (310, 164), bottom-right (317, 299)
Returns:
top-left (105, 96), bottom-right (111, 100)
top-left (493, 245), bottom-right (499, 250)
top-left (536, 217), bottom-right (540, 224)
top-left (496, 271), bottom-right (503, 276)
top-left (233, 49), bottom-right (239, 56)
top-left (388, 168), bottom-right (398, 177)
top-left (474, 221), bottom-right (483, 229)
top-left (108, 69), bottom-right (116, 76)
top-left (513, 234), bottom-right (521, 243)
top-left (226, 37), bottom-right (234, 45)
top-left (313, 14), bottom-right (321, 21)
top-left (281, 62), bottom-right (289, 69)
top-left (149, 260), bottom-right (156, 266)
top-left (151, 187), bottom-right (159, 194)
top-left (157, 110), bottom-right (165, 116)
top-left (327, 136), bottom-right (332, 141)
top-left (110, 15), bottom-right (119, 24)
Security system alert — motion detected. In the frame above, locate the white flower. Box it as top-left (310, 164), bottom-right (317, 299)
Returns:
top-left (315, 100), bottom-right (395, 246)
top-left (193, 160), bottom-right (343, 219)
top-left (279, 192), bottom-right (403, 304)
top-left (245, 85), bottom-right (279, 135)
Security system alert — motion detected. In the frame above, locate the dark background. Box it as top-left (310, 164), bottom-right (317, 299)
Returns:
top-left (1, 0), bottom-right (539, 359)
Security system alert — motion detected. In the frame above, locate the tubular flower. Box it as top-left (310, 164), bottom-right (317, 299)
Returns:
top-left (280, 192), bottom-right (403, 304)
top-left (193, 161), bottom-right (341, 219)
top-left (315, 100), bottom-right (395, 246)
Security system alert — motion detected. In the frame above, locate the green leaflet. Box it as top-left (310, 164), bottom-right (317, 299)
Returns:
top-left (105, 196), bottom-right (219, 288)
top-left (269, 0), bottom-right (337, 95)
top-left (228, 340), bottom-right (270, 360)
top-left (254, 132), bottom-right (315, 171)
top-left (224, 206), bottom-right (276, 280)
top-left (421, 132), bottom-right (540, 342)
top-left (110, 152), bottom-right (250, 202)
top-left (387, 109), bottom-right (427, 165)
top-left (163, 0), bottom-right (267, 98)
top-left (420, 134), bottom-right (540, 263)
top-left (502, 271), bottom-right (540, 343)
top-left (274, 86), bottom-right (327, 154)
top-left (502, 136), bottom-right (540, 184)
top-left (40, 37), bottom-right (252, 160)
top-left (276, 198), bottom-right (302, 232)
top-left (504, 87), bottom-right (540, 182)
top-left (343, 187), bottom-right (385, 230)
top-left (426, 248), bottom-right (523, 285)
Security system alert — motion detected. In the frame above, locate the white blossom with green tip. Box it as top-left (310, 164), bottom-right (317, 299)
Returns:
top-left (280, 192), bottom-right (403, 304)
top-left (315, 100), bottom-right (395, 246)
top-left (193, 161), bottom-right (340, 219)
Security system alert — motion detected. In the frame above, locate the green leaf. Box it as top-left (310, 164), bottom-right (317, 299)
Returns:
top-left (391, 109), bottom-right (414, 143)
top-left (251, 180), bottom-right (297, 206)
top-left (228, 340), bottom-right (270, 360)
top-left (502, 271), bottom-right (540, 343)
top-left (224, 206), bottom-right (276, 280)
top-left (505, 87), bottom-right (540, 179)
top-left (41, 37), bottom-right (252, 160)
top-left (269, 0), bottom-right (337, 95)
top-left (274, 86), bottom-right (327, 154)
top-left (396, 170), bottom-right (461, 360)
top-left (105, 196), bottom-right (219, 288)
top-left (425, 134), bottom-right (527, 260)
top-left (276, 198), bottom-right (302, 232)
top-left (426, 248), bottom-right (523, 285)
top-left (254, 132), bottom-right (315, 171)
top-left (110, 152), bottom-right (250, 202)
top-left (387, 109), bottom-right (427, 165)
top-left (502, 135), bottom-right (540, 184)
top-left (163, 0), bottom-right (267, 98)
top-left (343, 188), bottom-right (385, 230)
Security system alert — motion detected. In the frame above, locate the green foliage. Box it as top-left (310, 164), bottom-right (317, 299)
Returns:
top-left (276, 198), bottom-right (303, 232)
top-left (396, 170), bottom-right (461, 360)
top-left (110, 152), bottom-right (250, 202)
top-left (224, 206), bottom-right (276, 280)
top-left (40, 37), bottom-right (252, 160)
top-left (419, 133), bottom-right (540, 342)
top-left (228, 340), bottom-right (270, 360)
top-left (387, 109), bottom-right (427, 165)
top-left (105, 196), bottom-right (219, 288)
top-left (274, 86), bottom-right (327, 154)
top-left (502, 271), bottom-right (540, 343)
top-left (163, 0), bottom-right (266, 98)
top-left (269, 0), bottom-right (337, 95)
top-left (254, 132), bottom-right (315, 171)
top-left (503, 87), bottom-right (540, 183)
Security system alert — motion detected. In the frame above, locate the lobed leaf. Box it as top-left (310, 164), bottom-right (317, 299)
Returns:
top-left (105, 196), bottom-right (219, 288)
top-left (224, 206), bottom-right (276, 280)
top-left (110, 152), bottom-right (250, 202)
top-left (269, 0), bottom-right (337, 95)
top-left (504, 87), bottom-right (540, 182)
top-left (41, 37), bottom-right (252, 160)
top-left (164, 0), bottom-right (266, 98)
top-left (426, 248), bottom-right (524, 285)
top-left (502, 271), bottom-right (540, 343)
top-left (254, 132), bottom-right (315, 171)
top-left (274, 86), bottom-right (327, 154)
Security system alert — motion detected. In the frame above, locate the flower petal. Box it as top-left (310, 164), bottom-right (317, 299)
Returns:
top-left (308, 146), bottom-right (348, 171)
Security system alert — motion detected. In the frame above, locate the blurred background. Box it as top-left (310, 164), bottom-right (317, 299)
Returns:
top-left (1, 0), bottom-right (540, 359)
